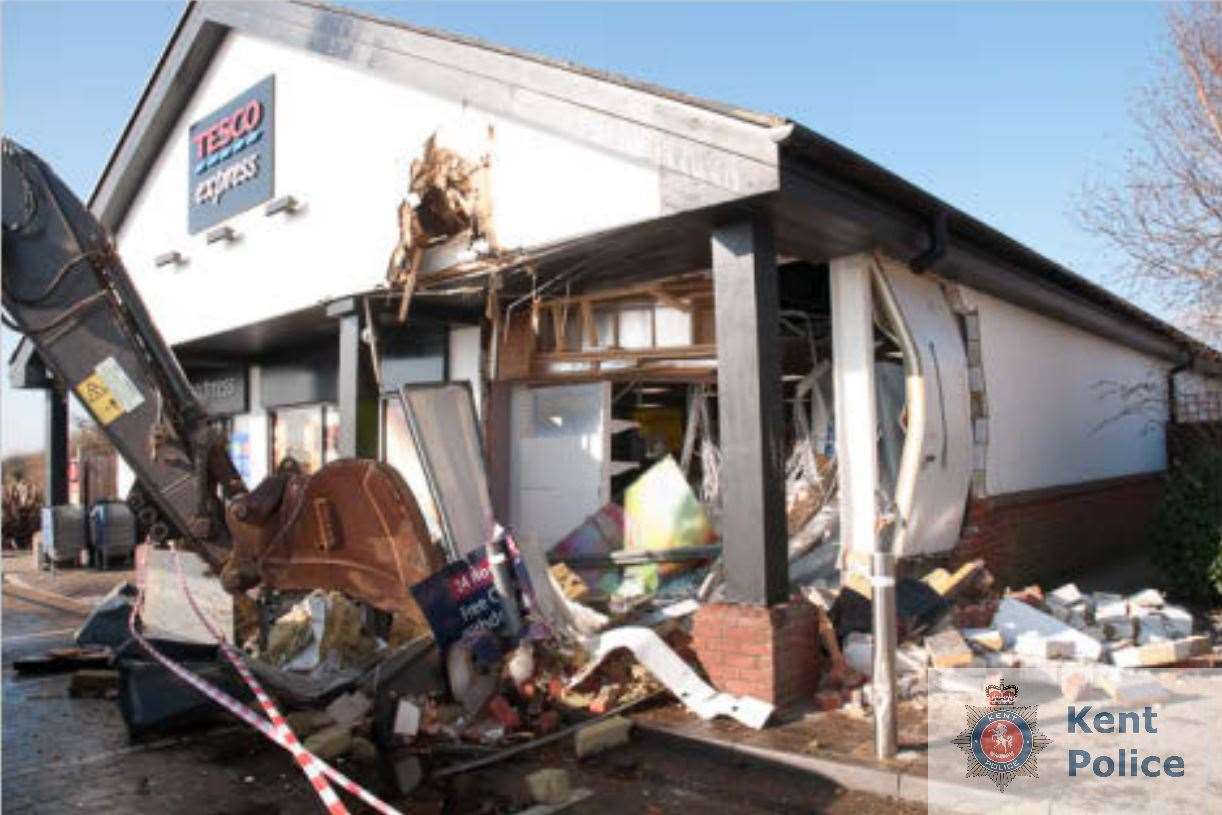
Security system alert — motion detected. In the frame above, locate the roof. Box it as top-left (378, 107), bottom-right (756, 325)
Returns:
top-left (83, 0), bottom-right (1221, 374)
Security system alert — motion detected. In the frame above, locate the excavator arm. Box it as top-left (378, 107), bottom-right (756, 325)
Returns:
top-left (2, 138), bottom-right (242, 570)
top-left (2, 138), bottom-right (442, 620)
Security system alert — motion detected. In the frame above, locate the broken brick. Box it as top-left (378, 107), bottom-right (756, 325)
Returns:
top-left (926, 629), bottom-right (974, 668)
top-left (574, 716), bottom-right (632, 759)
top-left (68, 669), bottom-right (118, 699)
top-left (526, 768), bottom-right (571, 805)
top-left (487, 695), bottom-right (521, 730)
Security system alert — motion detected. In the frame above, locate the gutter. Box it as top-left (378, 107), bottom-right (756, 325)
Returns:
top-left (775, 122), bottom-right (1222, 379)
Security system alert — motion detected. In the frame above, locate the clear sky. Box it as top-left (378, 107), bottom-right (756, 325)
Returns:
top-left (1, 1), bottom-right (1167, 456)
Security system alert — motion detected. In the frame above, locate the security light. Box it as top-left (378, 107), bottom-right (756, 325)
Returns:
top-left (264, 195), bottom-right (301, 217)
top-left (205, 225), bottom-right (238, 244)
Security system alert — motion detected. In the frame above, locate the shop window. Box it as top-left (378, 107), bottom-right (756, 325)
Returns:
top-left (271, 404), bottom-right (339, 475)
top-left (229, 414), bottom-right (268, 486)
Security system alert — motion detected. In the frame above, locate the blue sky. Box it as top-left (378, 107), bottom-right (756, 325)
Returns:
top-left (2, 1), bottom-right (1166, 455)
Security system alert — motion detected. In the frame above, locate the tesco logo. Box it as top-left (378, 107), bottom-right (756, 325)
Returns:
top-left (192, 98), bottom-right (264, 175)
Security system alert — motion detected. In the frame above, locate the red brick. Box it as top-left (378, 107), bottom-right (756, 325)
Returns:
top-left (954, 474), bottom-right (1163, 587)
top-left (691, 601), bottom-right (820, 707)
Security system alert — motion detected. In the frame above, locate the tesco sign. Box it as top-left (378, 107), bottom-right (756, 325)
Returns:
top-left (187, 75), bottom-right (275, 234)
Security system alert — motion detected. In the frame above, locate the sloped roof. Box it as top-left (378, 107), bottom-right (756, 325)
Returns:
top-left (85, 0), bottom-right (1221, 373)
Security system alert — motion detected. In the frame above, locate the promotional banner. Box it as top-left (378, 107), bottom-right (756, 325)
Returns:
top-left (410, 537), bottom-right (532, 650)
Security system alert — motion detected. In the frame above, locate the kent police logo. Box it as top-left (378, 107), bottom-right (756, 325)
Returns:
top-left (952, 679), bottom-right (1051, 792)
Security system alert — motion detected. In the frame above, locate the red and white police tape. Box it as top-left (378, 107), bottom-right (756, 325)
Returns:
top-left (127, 543), bottom-right (404, 815)
top-left (168, 545), bottom-right (349, 815)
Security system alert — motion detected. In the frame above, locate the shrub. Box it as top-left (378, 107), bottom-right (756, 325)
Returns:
top-left (1150, 448), bottom-right (1222, 602)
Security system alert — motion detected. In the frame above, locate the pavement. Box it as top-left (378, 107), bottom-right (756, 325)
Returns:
top-left (1, 548), bottom-right (919, 814)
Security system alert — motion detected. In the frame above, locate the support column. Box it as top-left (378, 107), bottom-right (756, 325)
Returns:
top-left (45, 388), bottom-right (68, 506)
top-left (327, 297), bottom-right (378, 459)
top-left (830, 253), bottom-right (895, 759)
top-left (710, 216), bottom-right (787, 606)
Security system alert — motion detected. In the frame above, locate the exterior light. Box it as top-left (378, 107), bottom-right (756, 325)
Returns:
top-left (154, 251), bottom-right (186, 268)
top-left (205, 225), bottom-right (238, 244)
top-left (264, 195), bottom-right (301, 216)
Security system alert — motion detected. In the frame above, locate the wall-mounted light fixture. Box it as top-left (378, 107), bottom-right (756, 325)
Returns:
top-left (264, 195), bottom-right (301, 217)
top-left (205, 225), bottom-right (238, 245)
top-left (154, 251), bottom-right (186, 268)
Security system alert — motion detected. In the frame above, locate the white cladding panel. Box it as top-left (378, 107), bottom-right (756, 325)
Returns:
top-left (118, 32), bottom-right (662, 345)
top-left (448, 325), bottom-right (483, 419)
top-left (959, 287), bottom-right (1169, 494)
top-left (876, 260), bottom-right (973, 556)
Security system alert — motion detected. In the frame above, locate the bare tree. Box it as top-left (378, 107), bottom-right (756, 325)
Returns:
top-left (1080, 2), bottom-right (1221, 347)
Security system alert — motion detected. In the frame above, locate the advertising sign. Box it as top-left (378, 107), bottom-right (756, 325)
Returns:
top-left (410, 538), bottom-right (532, 650)
top-left (187, 75), bottom-right (275, 233)
top-left (187, 366), bottom-right (248, 416)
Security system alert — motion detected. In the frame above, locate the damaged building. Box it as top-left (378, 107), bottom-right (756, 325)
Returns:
top-left (11, 0), bottom-right (1222, 709)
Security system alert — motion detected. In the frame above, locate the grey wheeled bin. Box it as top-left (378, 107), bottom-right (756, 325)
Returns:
top-left (89, 500), bottom-right (137, 569)
top-left (39, 505), bottom-right (87, 569)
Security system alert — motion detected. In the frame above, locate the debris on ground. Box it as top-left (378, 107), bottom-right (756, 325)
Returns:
top-left (574, 715), bottom-right (633, 759)
top-left (303, 722), bottom-right (353, 761)
top-left (13, 646), bottom-right (112, 675)
top-left (85, 380), bottom-right (1220, 814)
top-left (68, 668), bottom-right (119, 698)
top-left (526, 768), bottom-right (572, 804)
top-left (74, 581), bottom-right (139, 648)
top-left (800, 557), bottom-right (1221, 719)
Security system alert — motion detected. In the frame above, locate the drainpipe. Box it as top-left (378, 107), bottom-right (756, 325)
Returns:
top-left (1167, 352), bottom-right (1192, 425)
top-left (910, 209), bottom-right (949, 275)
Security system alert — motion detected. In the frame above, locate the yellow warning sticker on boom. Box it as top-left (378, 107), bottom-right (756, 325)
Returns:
top-left (74, 356), bottom-right (145, 426)
top-left (76, 373), bottom-right (125, 425)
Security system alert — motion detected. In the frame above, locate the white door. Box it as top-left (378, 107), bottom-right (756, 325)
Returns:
top-left (509, 383), bottom-right (610, 549)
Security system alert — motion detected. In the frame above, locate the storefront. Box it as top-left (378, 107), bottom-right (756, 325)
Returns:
top-left (16, 0), bottom-right (1222, 707)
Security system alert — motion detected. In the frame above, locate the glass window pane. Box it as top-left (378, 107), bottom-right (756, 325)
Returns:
top-left (323, 405), bottom-right (340, 464)
top-left (272, 405), bottom-right (323, 474)
top-left (382, 398), bottom-right (443, 544)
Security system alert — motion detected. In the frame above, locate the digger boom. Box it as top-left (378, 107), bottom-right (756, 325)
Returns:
top-left (1, 138), bottom-right (244, 568)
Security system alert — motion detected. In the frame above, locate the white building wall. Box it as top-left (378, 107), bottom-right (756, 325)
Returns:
top-left (958, 287), bottom-right (1169, 495)
top-left (448, 325), bottom-right (483, 419)
top-left (117, 32), bottom-right (662, 346)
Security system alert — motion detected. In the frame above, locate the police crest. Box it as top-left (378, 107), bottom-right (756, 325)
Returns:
top-left (951, 679), bottom-right (1052, 792)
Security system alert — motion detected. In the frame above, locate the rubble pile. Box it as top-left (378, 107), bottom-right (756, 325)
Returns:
top-left (805, 558), bottom-right (1221, 718)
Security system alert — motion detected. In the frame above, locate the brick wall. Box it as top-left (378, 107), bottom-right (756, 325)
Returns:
top-left (954, 473), bottom-right (1165, 586)
top-left (689, 599), bottom-right (820, 709)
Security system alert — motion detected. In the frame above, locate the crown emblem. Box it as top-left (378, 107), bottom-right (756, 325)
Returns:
top-left (985, 680), bottom-right (1019, 707)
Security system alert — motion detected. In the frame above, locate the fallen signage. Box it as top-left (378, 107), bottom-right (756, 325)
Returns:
top-left (410, 535), bottom-right (531, 650)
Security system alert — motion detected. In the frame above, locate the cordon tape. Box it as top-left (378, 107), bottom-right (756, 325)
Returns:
top-left (127, 543), bottom-right (405, 815)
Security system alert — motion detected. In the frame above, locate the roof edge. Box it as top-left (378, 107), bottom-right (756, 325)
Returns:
top-left (779, 122), bottom-right (1222, 371)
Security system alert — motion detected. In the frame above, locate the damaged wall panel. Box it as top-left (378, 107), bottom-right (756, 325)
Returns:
top-left (872, 255), bottom-right (973, 557)
top-left (118, 32), bottom-right (674, 346)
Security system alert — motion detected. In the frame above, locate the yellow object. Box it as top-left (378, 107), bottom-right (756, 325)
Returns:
top-left (623, 456), bottom-right (713, 552)
top-left (75, 373), bottom-right (125, 425)
top-left (922, 568), bottom-right (953, 594)
top-left (549, 563), bottom-right (592, 602)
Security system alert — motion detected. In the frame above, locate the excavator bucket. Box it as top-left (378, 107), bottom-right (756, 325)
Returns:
top-left (226, 459), bottom-right (444, 624)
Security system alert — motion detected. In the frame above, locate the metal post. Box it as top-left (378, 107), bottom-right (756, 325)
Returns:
top-left (327, 297), bottom-right (377, 459)
top-left (711, 216), bottom-right (787, 606)
top-left (830, 253), bottom-right (895, 759)
top-left (45, 388), bottom-right (69, 505)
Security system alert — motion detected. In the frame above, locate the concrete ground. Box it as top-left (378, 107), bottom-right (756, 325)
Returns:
top-left (1, 550), bottom-right (918, 814)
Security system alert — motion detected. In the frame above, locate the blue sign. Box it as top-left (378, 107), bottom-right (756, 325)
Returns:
top-left (188, 76), bottom-right (275, 233)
